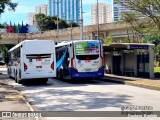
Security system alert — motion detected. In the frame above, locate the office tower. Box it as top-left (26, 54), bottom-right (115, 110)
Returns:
top-left (91, 2), bottom-right (112, 25)
top-left (27, 12), bottom-right (36, 25)
top-left (36, 4), bottom-right (48, 15)
top-left (48, 0), bottom-right (80, 23)
top-left (112, 0), bottom-right (129, 21)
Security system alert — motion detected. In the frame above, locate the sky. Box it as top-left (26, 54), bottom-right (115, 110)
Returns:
top-left (0, 0), bottom-right (111, 26)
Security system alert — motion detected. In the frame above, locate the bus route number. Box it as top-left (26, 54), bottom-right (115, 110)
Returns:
top-left (76, 44), bottom-right (82, 49)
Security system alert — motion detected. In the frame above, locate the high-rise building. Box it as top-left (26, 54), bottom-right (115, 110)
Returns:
top-left (27, 12), bottom-right (36, 25)
top-left (36, 4), bottom-right (48, 15)
top-left (48, 0), bottom-right (80, 23)
top-left (91, 2), bottom-right (112, 25)
top-left (112, 0), bottom-right (129, 21)
top-left (28, 4), bottom-right (48, 25)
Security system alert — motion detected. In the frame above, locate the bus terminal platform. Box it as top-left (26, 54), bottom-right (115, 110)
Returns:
top-left (101, 74), bottom-right (160, 91)
top-left (103, 43), bottom-right (155, 79)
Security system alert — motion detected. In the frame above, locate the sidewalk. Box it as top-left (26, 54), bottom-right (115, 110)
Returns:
top-left (103, 74), bottom-right (160, 91)
top-left (0, 75), bottom-right (33, 111)
top-left (0, 74), bottom-right (38, 120)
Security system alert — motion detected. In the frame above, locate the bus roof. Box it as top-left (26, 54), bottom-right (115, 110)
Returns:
top-left (8, 39), bottom-right (54, 52)
top-left (56, 40), bottom-right (100, 47)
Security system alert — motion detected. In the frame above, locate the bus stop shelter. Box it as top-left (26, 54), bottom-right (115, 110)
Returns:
top-left (103, 43), bottom-right (155, 78)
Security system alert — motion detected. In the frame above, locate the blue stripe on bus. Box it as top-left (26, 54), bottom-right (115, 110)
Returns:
top-left (70, 66), bottom-right (104, 79)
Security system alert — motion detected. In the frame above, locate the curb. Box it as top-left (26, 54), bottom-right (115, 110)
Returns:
top-left (102, 76), bottom-right (160, 91)
top-left (125, 81), bottom-right (160, 91)
top-left (1, 74), bottom-right (42, 120)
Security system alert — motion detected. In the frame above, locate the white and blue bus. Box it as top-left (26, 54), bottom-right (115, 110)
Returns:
top-left (56, 40), bottom-right (104, 80)
top-left (7, 40), bottom-right (56, 84)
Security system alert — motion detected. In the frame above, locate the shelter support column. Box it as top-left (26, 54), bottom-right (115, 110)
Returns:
top-left (121, 51), bottom-right (124, 75)
top-left (110, 52), bottom-right (113, 74)
top-left (133, 50), bottom-right (137, 77)
top-left (149, 46), bottom-right (154, 78)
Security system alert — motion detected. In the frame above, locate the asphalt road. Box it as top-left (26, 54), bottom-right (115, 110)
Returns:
top-left (1, 68), bottom-right (160, 120)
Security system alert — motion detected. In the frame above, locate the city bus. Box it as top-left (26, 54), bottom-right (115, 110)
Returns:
top-left (7, 40), bottom-right (56, 84)
top-left (56, 40), bottom-right (104, 80)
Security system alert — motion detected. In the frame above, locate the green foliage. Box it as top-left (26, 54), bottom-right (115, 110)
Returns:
top-left (35, 13), bottom-right (56, 31)
top-left (122, 38), bottom-right (132, 43)
top-left (104, 36), bottom-right (112, 45)
top-left (156, 44), bottom-right (160, 55)
top-left (154, 67), bottom-right (160, 73)
top-left (0, 45), bottom-right (8, 62)
top-left (59, 20), bottom-right (68, 29)
top-left (117, 0), bottom-right (160, 30)
top-left (35, 13), bottom-right (79, 31)
top-left (0, 0), bottom-right (17, 15)
top-left (0, 44), bottom-right (14, 63)
top-left (68, 22), bottom-right (79, 27)
top-left (118, 0), bottom-right (160, 36)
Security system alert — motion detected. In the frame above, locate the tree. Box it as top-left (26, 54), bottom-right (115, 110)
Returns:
top-left (117, 0), bottom-right (160, 31)
top-left (68, 22), bottom-right (79, 27)
top-left (0, 0), bottom-right (17, 15)
top-left (104, 36), bottom-right (112, 45)
top-left (59, 20), bottom-right (68, 29)
top-left (35, 14), bottom-right (71, 31)
top-left (0, 1), bottom-right (17, 63)
top-left (0, 45), bottom-right (8, 62)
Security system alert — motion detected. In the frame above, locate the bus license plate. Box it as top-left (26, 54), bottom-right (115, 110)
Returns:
top-left (36, 66), bottom-right (42, 68)
top-left (36, 58), bottom-right (42, 61)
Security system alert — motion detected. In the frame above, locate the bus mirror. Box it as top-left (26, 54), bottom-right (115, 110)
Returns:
top-left (21, 45), bottom-right (23, 48)
top-left (55, 42), bottom-right (58, 45)
top-left (70, 43), bottom-right (71, 47)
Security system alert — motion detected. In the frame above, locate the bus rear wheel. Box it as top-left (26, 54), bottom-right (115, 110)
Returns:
top-left (40, 79), bottom-right (48, 84)
top-left (17, 78), bottom-right (22, 84)
top-left (14, 72), bottom-right (17, 83)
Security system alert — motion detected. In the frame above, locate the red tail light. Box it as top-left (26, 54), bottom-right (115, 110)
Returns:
top-left (51, 62), bottom-right (54, 70)
top-left (102, 58), bottom-right (104, 66)
top-left (24, 63), bottom-right (28, 71)
top-left (71, 58), bottom-right (74, 67)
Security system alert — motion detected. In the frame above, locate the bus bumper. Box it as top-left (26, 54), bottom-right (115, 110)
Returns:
top-left (70, 66), bottom-right (104, 79)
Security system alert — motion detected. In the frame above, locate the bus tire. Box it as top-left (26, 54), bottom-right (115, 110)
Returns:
top-left (41, 79), bottom-right (48, 84)
top-left (17, 78), bottom-right (22, 84)
top-left (57, 70), bottom-right (62, 80)
top-left (17, 71), bottom-right (22, 84)
top-left (14, 72), bottom-right (17, 83)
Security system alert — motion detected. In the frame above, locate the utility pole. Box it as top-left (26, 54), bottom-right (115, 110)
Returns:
top-left (70, 1), bottom-right (73, 41)
top-left (70, 19), bottom-right (73, 40)
top-left (97, 0), bottom-right (99, 40)
top-left (56, 0), bottom-right (60, 43)
top-left (80, 0), bottom-right (83, 40)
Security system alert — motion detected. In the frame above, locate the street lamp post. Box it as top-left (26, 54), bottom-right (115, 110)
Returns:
top-left (97, 0), bottom-right (99, 40)
top-left (56, 0), bottom-right (60, 43)
top-left (80, 0), bottom-right (83, 40)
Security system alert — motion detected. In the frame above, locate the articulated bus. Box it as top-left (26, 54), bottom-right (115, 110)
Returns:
top-left (55, 40), bottom-right (104, 80)
top-left (7, 40), bottom-right (56, 84)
